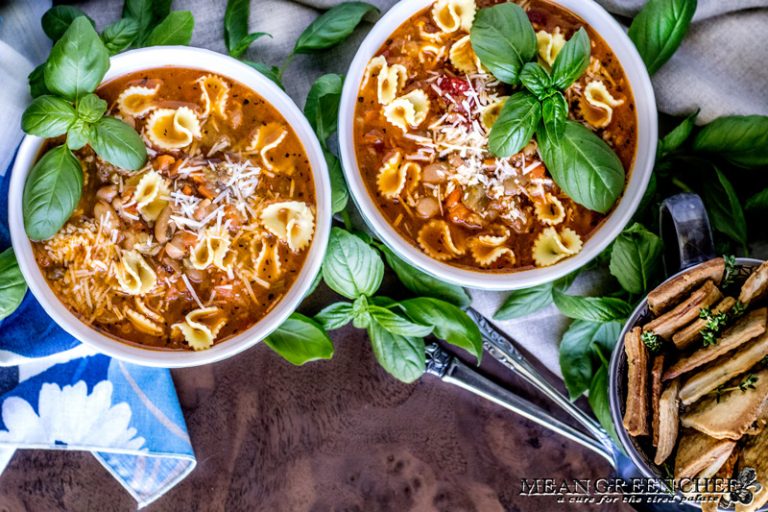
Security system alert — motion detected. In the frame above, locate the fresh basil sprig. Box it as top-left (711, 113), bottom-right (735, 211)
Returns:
top-left (494, 273), bottom-right (574, 320)
top-left (21, 17), bottom-right (148, 240)
top-left (657, 109), bottom-right (698, 158)
top-left (701, 167), bottom-right (748, 251)
top-left (264, 313), bottom-right (334, 365)
top-left (552, 289), bottom-right (631, 322)
top-left (42, 6), bottom-right (95, 42)
top-left (313, 228), bottom-right (482, 383)
top-left (0, 248), bottom-right (28, 321)
top-left (471, 8), bottom-right (625, 214)
top-left (628, 0), bottom-right (697, 75)
top-left (101, 18), bottom-right (142, 55)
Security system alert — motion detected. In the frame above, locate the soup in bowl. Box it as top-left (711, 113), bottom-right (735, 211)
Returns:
top-left (9, 47), bottom-right (331, 367)
top-left (339, 0), bottom-right (657, 290)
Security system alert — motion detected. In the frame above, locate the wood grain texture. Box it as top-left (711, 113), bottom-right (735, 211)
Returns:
top-left (0, 322), bottom-right (630, 511)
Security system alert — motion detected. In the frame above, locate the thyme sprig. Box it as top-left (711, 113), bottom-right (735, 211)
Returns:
top-left (713, 374), bottom-right (758, 403)
top-left (699, 307), bottom-right (730, 346)
top-left (642, 330), bottom-right (662, 353)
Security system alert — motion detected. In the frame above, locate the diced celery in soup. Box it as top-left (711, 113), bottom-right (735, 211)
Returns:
top-left (354, 0), bottom-right (637, 271)
top-left (32, 68), bottom-right (317, 351)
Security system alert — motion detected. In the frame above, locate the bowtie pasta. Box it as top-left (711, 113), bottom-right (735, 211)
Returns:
top-left (353, 0), bottom-right (637, 272)
top-left (32, 68), bottom-right (317, 351)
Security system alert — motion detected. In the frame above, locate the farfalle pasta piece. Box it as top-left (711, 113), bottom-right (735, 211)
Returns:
top-left (383, 89), bottom-right (430, 132)
top-left (146, 107), bottom-right (202, 149)
top-left (419, 44), bottom-right (444, 66)
top-left (248, 122), bottom-right (288, 171)
top-left (376, 152), bottom-right (422, 199)
top-left (116, 250), bottom-right (157, 295)
top-left (362, 56), bottom-right (388, 89)
top-left (125, 308), bottom-right (164, 336)
top-left (172, 307), bottom-right (227, 351)
top-left (580, 80), bottom-right (625, 128)
top-left (532, 227), bottom-right (583, 267)
top-left (468, 227), bottom-right (515, 267)
top-left (253, 239), bottom-right (282, 282)
top-left (481, 97), bottom-right (507, 131)
top-left (417, 219), bottom-right (464, 261)
top-left (536, 29), bottom-right (566, 67)
top-left (377, 64), bottom-right (408, 105)
top-left (198, 74), bottom-right (230, 118)
top-left (559, 228), bottom-right (583, 255)
top-left (260, 201), bottom-right (315, 252)
top-left (134, 170), bottom-right (170, 222)
top-left (534, 193), bottom-right (566, 226)
top-left (449, 35), bottom-right (482, 74)
top-left (190, 227), bottom-right (233, 271)
top-left (117, 85), bottom-right (158, 118)
top-left (432, 0), bottom-right (476, 33)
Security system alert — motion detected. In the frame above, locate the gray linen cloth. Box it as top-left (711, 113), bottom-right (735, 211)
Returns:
top-left (63, 0), bottom-right (768, 375)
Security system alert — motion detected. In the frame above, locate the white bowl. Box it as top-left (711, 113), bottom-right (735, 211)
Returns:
top-left (9, 47), bottom-right (331, 368)
top-left (338, 0), bottom-right (657, 291)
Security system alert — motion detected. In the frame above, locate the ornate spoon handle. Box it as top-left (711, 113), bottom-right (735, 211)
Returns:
top-left (466, 309), bottom-right (617, 454)
top-left (425, 344), bottom-right (614, 466)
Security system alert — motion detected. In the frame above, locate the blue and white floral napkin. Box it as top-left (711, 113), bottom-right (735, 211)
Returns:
top-left (0, 1), bottom-right (196, 507)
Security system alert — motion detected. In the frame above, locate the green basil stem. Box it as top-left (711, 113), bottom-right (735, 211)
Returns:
top-left (671, 177), bottom-right (693, 193)
top-left (340, 208), bottom-right (353, 231)
top-left (278, 53), bottom-right (296, 80)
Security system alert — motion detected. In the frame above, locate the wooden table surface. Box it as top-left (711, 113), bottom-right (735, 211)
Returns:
top-left (0, 307), bottom-right (632, 512)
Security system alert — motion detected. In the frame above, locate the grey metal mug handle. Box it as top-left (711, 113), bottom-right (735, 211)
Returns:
top-left (659, 193), bottom-right (716, 273)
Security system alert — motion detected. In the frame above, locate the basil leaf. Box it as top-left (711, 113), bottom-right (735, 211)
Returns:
top-left (519, 62), bottom-right (551, 99)
top-left (76, 93), bottom-right (107, 123)
top-left (559, 319), bottom-right (600, 398)
top-left (657, 109), bottom-right (698, 158)
top-left (145, 11), bottom-right (195, 46)
top-left (243, 61), bottom-right (284, 90)
top-left (315, 302), bottom-right (354, 330)
top-left (488, 91), bottom-right (541, 158)
top-left (746, 188), bottom-right (768, 211)
top-left (324, 150), bottom-right (349, 214)
top-left (42, 6), bottom-right (95, 42)
top-left (264, 313), bottom-right (334, 365)
top-left (552, 289), bottom-right (630, 322)
top-left (399, 297), bottom-right (483, 361)
top-left (367, 320), bottom-right (425, 384)
top-left (551, 27), bottom-right (590, 90)
top-left (541, 92), bottom-right (568, 141)
top-left (702, 167), bottom-right (747, 248)
top-left (294, 2), bottom-right (379, 54)
top-left (28, 64), bottom-right (50, 98)
top-left (305, 74), bottom-right (344, 146)
top-left (0, 248), bottom-right (28, 321)
top-left (230, 33), bottom-right (270, 58)
top-left (628, 0), bottom-right (697, 75)
top-left (593, 321), bottom-right (623, 354)
top-left (123, 0), bottom-right (171, 45)
top-left (23, 145), bottom-right (83, 241)
top-left (21, 96), bottom-right (77, 138)
top-left (91, 117), bottom-right (148, 171)
top-left (609, 223), bottom-right (662, 294)
top-left (225, 0), bottom-right (250, 55)
top-left (588, 362), bottom-right (620, 444)
top-left (379, 244), bottom-right (470, 308)
top-left (67, 120), bottom-right (93, 151)
top-left (44, 17), bottom-right (110, 101)
top-left (495, 283), bottom-right (554, 320)
top-left (368, 305), bottom-right (433, 337)
top-left (102, 18), bottom-right (141, 55)
top-left (693, 115), bottom-right (768, 168)
top-left (352, 295), bottom-right (372, 328)
top-left (538, 120), bottom-right (624, 214)
top-left (470, 3), bottom-right (537, 85)
top-left (494, 273), bottom-right (574, 320)
top-left (322, 227), bottom-right (384, 300)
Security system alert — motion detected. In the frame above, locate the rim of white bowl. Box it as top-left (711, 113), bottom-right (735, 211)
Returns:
top-left (338, 0), bottom-right (658, 291)
top-left (9, 46), bottom-right (331, 368)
